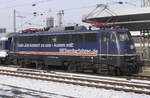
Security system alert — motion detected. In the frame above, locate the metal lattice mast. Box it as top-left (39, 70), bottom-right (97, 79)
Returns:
top-left (141, 0), bottom-right (150, 7)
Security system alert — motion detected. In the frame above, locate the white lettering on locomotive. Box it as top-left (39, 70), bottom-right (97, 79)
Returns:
top-left (59, 48), bottom-right (98, 54)
top-left (17, 43), bottom-right (74, 48)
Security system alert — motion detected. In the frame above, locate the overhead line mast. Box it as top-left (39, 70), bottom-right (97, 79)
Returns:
top-left (13, 9), bottom-right (16, 32)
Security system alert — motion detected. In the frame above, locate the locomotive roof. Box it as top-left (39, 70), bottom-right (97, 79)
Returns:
top-left (9, 29), bottom-right (127, 37)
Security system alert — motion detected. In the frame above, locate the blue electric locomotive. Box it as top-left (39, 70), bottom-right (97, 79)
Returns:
top-left (0, 37), bottom-right (9, 64)
top-left (8, 26), bottom-right (140, 75)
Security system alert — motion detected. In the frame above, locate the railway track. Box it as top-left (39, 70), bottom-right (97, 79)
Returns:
top-left (1, 65), bottom-right (150, 81)
top-left (2, 65), bottom-right (150, 81)
top-left (0, 68), bottom-right (149, 95)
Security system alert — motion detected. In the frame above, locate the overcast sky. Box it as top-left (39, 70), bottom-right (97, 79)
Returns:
top-left (0, 0), bottom-right (141, 32)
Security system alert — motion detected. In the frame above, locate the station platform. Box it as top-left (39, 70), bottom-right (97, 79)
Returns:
top-left (143, 60), bottom-right (150, 66)
top-left (139, 65), bottom-right (150, 76)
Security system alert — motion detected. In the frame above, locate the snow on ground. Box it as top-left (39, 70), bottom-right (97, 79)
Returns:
top-left (0, 84), bottom-right (64, 98)
top-left (0, 66), bottom-right (18, 71)
top-left (0, 75), bottom-right (149, 98)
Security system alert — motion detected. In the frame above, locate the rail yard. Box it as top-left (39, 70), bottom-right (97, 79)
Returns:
top-left (0, 0), bottom-right (150, 98)
top-left (0, 65), bottom-right (149, 98)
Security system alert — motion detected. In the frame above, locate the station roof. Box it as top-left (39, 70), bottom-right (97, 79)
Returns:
top-left (84, 7), bottom-right (150, 31)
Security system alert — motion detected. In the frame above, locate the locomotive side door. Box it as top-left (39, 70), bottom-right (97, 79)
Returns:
top-left (108, 32), bottom-right (118, 65)
top-left (109, 32), bottom-right (118, 54)
top-left (98, 32), bottom-right (109, 68)
top-left (100, 32), bottom-right (109, 56)
top-left (97, 32), bottom-right (110, 74)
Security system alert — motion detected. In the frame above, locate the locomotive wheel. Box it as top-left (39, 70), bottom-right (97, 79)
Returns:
top-left (36, 62), bottom-right (44, 70)
top-left (76, 63), bottom-right (83, 72)
top-left (92, 64), bottom-right (99, 73)
top-left (96, 64), bottom-right (109, 75)
top-left (67, 63), bottom-right (76, 72)
top-left (18, 60), bottom-right (25, 68)
top-left (115, 67), bottom-right (121, 76)
top-left (126, 66), bottom-right (134, 76)
top-left (134, 64), bottom-right (139, 74)
top-left (109, 66), bottom-right (116, 76)
top-left (36, 64), bottom-right (44, 70)
top-left (44, 64), bottom-right (48, 70)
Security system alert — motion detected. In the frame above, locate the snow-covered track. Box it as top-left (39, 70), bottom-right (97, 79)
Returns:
top-left (0, 69), bottom-right (150, 95)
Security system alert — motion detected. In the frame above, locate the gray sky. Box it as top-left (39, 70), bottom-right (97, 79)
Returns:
top-left (0, 0), bottom-right (140, 32)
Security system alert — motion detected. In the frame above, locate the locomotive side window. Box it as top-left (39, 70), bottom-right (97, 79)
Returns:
top-left (29, 36), bottom-right (38, 43)
top-left (52, 36), bottom-right (57, 42)
top-left (33, 36), bottom-right (39, 43)
top-left (19, 36), bottom-right (26, 43)
top-left (40, 36), bottom-right (46, 43)
top-left (71, 34), bottom-right (84, 43)
top-left (84, 33), bottom-right (97, 42)
top-left (40, 35), bottom-right (70, 43)
top-left (57, 35), bottom-right (70, 43)
top-left (18, 33), bottom-right (97, 44)
top-left (110, 32), bottom-right (116, 42)
top-left (27, 36), bottom-right (36, 43)
top-left (101, 32), bottom-right (107, 42)
top-left (40, 36), bottom-right (53, 43)
top-left (19, 36), bottom-right (39, 43)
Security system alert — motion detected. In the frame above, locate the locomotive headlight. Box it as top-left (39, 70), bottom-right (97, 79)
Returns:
top-left (130, 45), bottom-right (134, 49)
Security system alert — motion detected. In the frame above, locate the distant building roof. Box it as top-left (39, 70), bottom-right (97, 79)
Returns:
top-left (0, 28), bottom-right (6, 33)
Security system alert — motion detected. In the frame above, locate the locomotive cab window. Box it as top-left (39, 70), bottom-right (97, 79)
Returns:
top-left (0, 42), bottom-right (2, 49)
top-left (110, 32), bottom-right (116, 42)
top-left (101, 32), bottom-right (107, 42)
top-left (118, 33), bottom-right (129, 41)
top-left (19, 36), bottom-right (39, 43)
